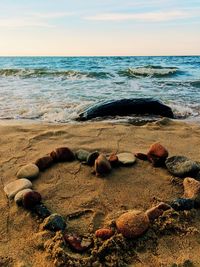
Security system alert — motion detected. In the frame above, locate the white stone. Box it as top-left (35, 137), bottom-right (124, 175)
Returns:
top-left (117, 152), bottom-right (136, 165)
top-left (4, 178), bottom-right (32, 199)
top-left (14, 188), bottom-right (33, 205)
top-left (17, 163), bottom-right (39, 180)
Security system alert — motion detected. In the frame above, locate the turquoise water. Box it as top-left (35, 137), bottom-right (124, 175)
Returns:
top-left (0, 56), bottom-right (200, 122)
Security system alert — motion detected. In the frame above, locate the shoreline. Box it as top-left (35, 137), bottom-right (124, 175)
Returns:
top-left (1, 118), bottom-right (200, 266)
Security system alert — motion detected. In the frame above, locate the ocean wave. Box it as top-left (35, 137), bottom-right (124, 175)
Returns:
top-left (0, 68), bottom-right (112, 79)
top-left (118, 65), bottom-right (179, 78)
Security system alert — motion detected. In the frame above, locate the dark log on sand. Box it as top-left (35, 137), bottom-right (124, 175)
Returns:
top-left (76, 98), bottom-right (174, 121)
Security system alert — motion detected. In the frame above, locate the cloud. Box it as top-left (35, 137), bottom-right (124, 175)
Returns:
top-left (85, 10), bottom-right (199, 22)
top-left (32, 12), bottom-right (75, 19)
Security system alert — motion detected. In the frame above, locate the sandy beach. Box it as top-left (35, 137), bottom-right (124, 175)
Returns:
top-left (1, 119), bottom-right (200, 266)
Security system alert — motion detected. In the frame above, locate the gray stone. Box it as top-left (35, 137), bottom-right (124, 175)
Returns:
top-left (165, 156), bottom-right (200, 178)
top-left (75, 149), bottom-right (90, 162)
top-left (42, 213), bottom-right (66, 231)
top-left (117, 152), bottom-right (136, 165)
top-left (4, 178), bottom-right (32, 199)
top-left (14, 188), bottom-right (33, 205)
top-left (17, 163), bottom-right (39, 180)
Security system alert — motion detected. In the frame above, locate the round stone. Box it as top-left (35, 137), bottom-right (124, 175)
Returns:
top-left (50, 147), bottom-right (75, 162)
top-left (17, 163), bottom-right (39, 180)
top-left (147, 143), bottom-right (168, 166)
top-left (75, 149), bottom-right (90, 162)
top-left (170, 198), bottom-right (195, 211)
top-left (42, 213), bottom-right (66, 231)
top-left (116, 210), bottom-right (149, 238)
top-left (165, 156), bottom-right (200, 178)
top-left (95, 154), bottom-right (112, 176)
top-left (117, 152), bottom-right (136, 166)
top-left (14, 188), bottom-right (33, 205)
top-left (35, 156), bottom-right (53, 171)
top-left (4, 178), bottom-right (32, 199)
top-left (31, 203), bottom-right (51, 219)
top-left (95, 228), bottom-right (114, 239)
top-left (183, 177), bottom-right (200, 203)
top-left (87, 151), bottom-right (99, 166)
top-left (23, 191), bottom-right (42, 209)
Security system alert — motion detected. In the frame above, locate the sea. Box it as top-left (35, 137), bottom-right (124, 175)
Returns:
top-left (0, 56), bottom-right (200, 123)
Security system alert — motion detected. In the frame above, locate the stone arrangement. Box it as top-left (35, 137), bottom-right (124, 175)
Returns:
top-left (3, 143), bottom-right (200, 261)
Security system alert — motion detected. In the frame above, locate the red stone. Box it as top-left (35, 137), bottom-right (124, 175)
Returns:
top-left (23, 191), bottom-right (42, 209)
top-left (35, 156), bottom-right (53, 171)
top-left (95, 154), bottom-right (112, 176)
top-left (134, 153), bottom-right (148, 161)
top-left (108, 154), bottom-right (119, 167)
top-left (147, 143), bottom-right (168, 166)
top-left (50, 147), bottom-right (74, 162)
top-left (95, 228), bottom-right (114, 240)
top-left (64, 234), bottom-right (93, 252)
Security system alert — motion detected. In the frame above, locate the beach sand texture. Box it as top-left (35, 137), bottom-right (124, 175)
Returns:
top-left (1, 119), bottom-right (200, 266)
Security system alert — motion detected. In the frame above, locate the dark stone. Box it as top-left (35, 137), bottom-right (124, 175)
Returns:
top-left (76, 98), bottom-right (174, 121)
top-left (165, 156), bottom-right (200, 178)
top-left (147, 143), bottom-right (168, 167)
top-left (50, 147), bottom-right (75, 162)
top-left (134, 153), bottom-right (148, 161)
top-left (31, 203), bottom-right (51, 219)
top-left (42, 213), bottom-right (66, 231)
top-left (170, 198), bottom-right (195, 211)
top-left (23, 191), bottom-right (42, 209)
top-left (87, 151), bottom-right (99, 166)
top-left (35, 156), bottom-right (53, 171)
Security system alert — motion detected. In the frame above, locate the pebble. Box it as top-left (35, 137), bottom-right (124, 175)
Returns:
top-left (165, 156), bottom-right (200, 178)
top-left (147, 143), bottom-right (168, 166)
top-left (108, 153), bottom-right (119, 167)
top-left (50, 147), bottom-right (75, 162)
top-left (17, 163), bottom-right (39, 180)
top-left (95, 228), bottom-right (114, 239)
top-left (23, 191), bottom-right (42, 209)
top-left (35, 156), bottom-right (53, 171)
top-left (75, 149), bottom-right (90, 162)
top-left (4, 178), bottom-right (32, 199)
top-left (116, 210), bottom-right (149, 238)
top-left (116, 152), bottom-right (136, 166)
top-left (64, 233), bottom-right (93, 252)
top-left (14, 188), bottom-right (33, 205)
top-left (87, 151), bottom-right (99, 166)
top-left (31, 203), bottom-right (51, 219)
top-left (170, 198), bottom-right (196, 211)
top-left (42, 213), bottom-right (66, 231)
top-left (145, 202), bottom-right (170, 221)
top-left (95, 154), bottom-right (112, 176)
top-left (134, 153), bottom-right (148, 161)
top-left (183, 177), bottom-right (200, 203)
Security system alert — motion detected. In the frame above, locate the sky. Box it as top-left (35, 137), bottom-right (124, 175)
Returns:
top-left (0, 0), bottom-right (200, 56)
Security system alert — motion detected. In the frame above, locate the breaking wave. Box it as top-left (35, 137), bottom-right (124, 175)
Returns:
top-left (118, 65), bottom-right (180, 78)
top-left (0, 68), bottom-right (112, 79)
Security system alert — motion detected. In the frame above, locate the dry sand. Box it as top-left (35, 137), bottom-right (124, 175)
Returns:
top-left (1, 118), bottom-right (200, 266)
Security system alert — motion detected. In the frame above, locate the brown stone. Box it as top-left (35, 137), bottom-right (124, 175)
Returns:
top-left (23, 191), bottom-right (42, 209)
top-left (64, 234), bottom-right (93, 252)
top-left (147, 142), bottom-right (168, 166)
top-left (35, 156), bottom-right (53, 171)
top-left (146, 207), bottom-right (164, 221)
top-left (134, 153), bottom-right (148, 161)
top-left (116, 210), bottom-right (149, 238)
top-left (108, 153), bottom-right (119, 167)
top-left (50, 147), bottom-right (75, 162)
top-left (95, 228), bottom-right (114, 240)
top-left (183, 177), bottom-right (200, 203)
top-left (95, 154), bottom-right (112, 176)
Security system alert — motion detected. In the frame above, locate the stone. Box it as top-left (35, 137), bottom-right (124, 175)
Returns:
top-left (87, 151), bottom-right (99, 166)
top-left (23, 191), bottom-right (42, 209)
top-left (14, 188), bottom-right (33, 205)
top-left (17, 163), bottom-right (39, 180)
top-left (116, 210), bottom-right (149, 238)
top-left (134, 153), bottom-right (148, 161)
top-left (75, 149), bottom-right (90, 162)
top-left (170, 198), bottom-right (196, 211)
top-left (31, 203), bottom-right (51, 219)
top-left (116, 152), bottom-right (136, 166)
top-left (50, 147), bottom-right (75, 162)
top-left (165, 156), bottom-right (200, 178)
top-left (183, 177), bottom-right (200, 203)
top-left (145, 202), bottom-right (170, 221)
top-left (64, 233), bottom-right (93, 252)
top-left (4, 178), bottom-right (32, 199)
top-left (95, 228), bottom-right (114, 239)
top-left (42, 213), bottom-right (66, 231)
top-left (108, 154), bottom-right (119, 167)
top-left (35, 156), bottom-right (53, 171)
top-left (147, 143), bottom-right (168, 167)
top-left (95, 154), bottom-right (112, 176)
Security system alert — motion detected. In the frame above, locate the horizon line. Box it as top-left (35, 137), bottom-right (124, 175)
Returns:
top-left (0, 54), bottom-right (199, 57)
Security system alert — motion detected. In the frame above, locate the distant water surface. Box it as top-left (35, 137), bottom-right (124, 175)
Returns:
top-left (0, 56), bottom-right (200, 122)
